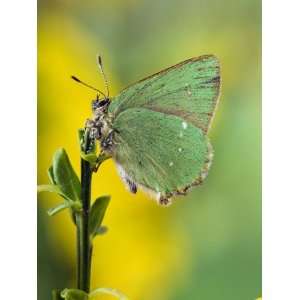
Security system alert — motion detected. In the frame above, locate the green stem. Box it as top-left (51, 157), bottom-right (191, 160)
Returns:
top-left (77, 132), bottom-right (93, 292)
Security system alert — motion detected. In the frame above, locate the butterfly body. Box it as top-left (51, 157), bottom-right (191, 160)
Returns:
top-left (86, 55), bottom-right (221, 205)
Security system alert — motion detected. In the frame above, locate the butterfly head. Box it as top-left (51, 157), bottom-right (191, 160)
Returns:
top-left (92, 95), bottom-right (110, 113)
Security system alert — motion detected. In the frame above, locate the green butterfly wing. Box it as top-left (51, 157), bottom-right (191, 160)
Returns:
top-left (111, 108), bottom-right (213, 204)
top-left (109, 55), bottom-right (220, 133)
top-left (108, 55), bottom-right (220, 204)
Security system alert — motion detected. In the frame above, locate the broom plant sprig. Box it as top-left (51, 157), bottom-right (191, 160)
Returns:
top-left (38, 128), bottom-right (128, 300)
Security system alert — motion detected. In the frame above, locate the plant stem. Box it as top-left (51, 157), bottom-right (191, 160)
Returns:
top-left (77, 133), bottom-right (93, 293)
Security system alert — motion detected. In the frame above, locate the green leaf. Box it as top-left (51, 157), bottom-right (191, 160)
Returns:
top-left (89, 195), bottom-right (110, 237)
top-left (78, 128), bottom-right (85, 147)
top-left (89, 287), bottom-right (129, 300)
top-left (37, 184), bottom-right (61, 194)
top-left (80, 152), bottom-right (98, 166)
top-left (78, 128), bottom-right (96, 153)
top-left (47, 202), bottom-right (69, 216)
top-left (48, 165), bottom-right (56, 185)
top-left (95, 226), bottom-right (109, 236)
top-left (37, 184), bottom-right (74, 203)
top-left (61, 289), bottom-right (88, 300)
top-left (78, 129), bottom-right (91, 152)
top-left (52, 148), bottom-right (81, 202)
top-left (70, 201), bottom-right (83, 212)
top-left (78, 129), bottom-right (98, 166)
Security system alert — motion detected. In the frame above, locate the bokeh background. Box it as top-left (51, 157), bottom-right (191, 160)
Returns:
top-left (38, 0), bottom-right (261, 299)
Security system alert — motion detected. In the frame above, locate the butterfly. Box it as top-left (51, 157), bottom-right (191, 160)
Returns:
top-left (72, 55), bottom-right (221, 205)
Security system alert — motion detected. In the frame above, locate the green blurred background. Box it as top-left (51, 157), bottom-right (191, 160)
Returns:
top-left (38, 0), bottom-right (261, 299)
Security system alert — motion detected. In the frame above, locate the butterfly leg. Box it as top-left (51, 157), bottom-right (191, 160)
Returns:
top-left (157, 193), bottom-right (172, 206)
top-left (101, 130), bottom-right (113, 150)
top-left (93, 151), bottom-right (111, 173)
top-left (125, 177), bottom-right (138, 194)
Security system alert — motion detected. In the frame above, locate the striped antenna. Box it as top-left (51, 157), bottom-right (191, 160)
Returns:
top-left (70, 75), bottom-right (106, 98)
top-left (97, 55), bottom-right (110, 98)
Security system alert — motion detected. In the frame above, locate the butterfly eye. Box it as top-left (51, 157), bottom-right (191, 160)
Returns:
top-left (92, 99), bottom-right (101, 111)
top-left (100, 98), bottom-right (110, 107)
top-left (92, 98), bottom-right (110, 111)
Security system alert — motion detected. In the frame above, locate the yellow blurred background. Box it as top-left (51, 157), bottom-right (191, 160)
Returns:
top-left (38, 0), bottom-right (261, 299)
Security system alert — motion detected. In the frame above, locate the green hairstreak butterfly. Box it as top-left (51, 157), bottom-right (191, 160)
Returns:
top-left (72, 55), bottom-right (221, 205)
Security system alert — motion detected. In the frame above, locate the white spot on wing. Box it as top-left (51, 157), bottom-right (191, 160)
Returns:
top-left (182, 122), bottom-right (188, 129)
top-left (169, 161), bottom-right (174, 167)
top-left (185, 83), bottom-right (192, 96)
top-left (178, 148), bottom-right (182, 152)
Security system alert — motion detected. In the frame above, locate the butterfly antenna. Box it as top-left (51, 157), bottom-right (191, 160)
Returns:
top-left (97, 55), bottom-right (110, 98)
top-left (71, 75), bottom-right (106, 98)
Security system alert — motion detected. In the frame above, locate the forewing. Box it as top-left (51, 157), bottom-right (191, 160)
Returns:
top-left (111, 108), bottom-right (212, 201)
top-left (109, 55), bottom-right (220, 133)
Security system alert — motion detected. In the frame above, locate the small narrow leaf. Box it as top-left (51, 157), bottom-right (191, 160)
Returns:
top-left (37, 184), bottom-right (74, 204)
top-left (70, 201), bottom-right (83, 213)
top-left (61, 289), bottom-right (88, 300)
top-left (37, 184), bottom-right (61, 194)
top-left (52, 148), bottom-right (81, 202)
top-left (89, 195), bottom-right (110, 237)
top-left (80, 152), bottom-right (98, 166)
top-left (89, 287), bottom-right (129, 300)
top-left (48, 165), bottom-right (56, 185)
top-left (95, 226), bottom-right (109, 236)
top-left (78, 129), bottom-right (97, 166)
top-left (78, 128), bottom-right (97, 153)
top-left (78, 128), bottom-right (96, 153)
top-left (78, 128), bottom-right (85, 147)
top-left (47, 202), bottom-right (69, 216)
